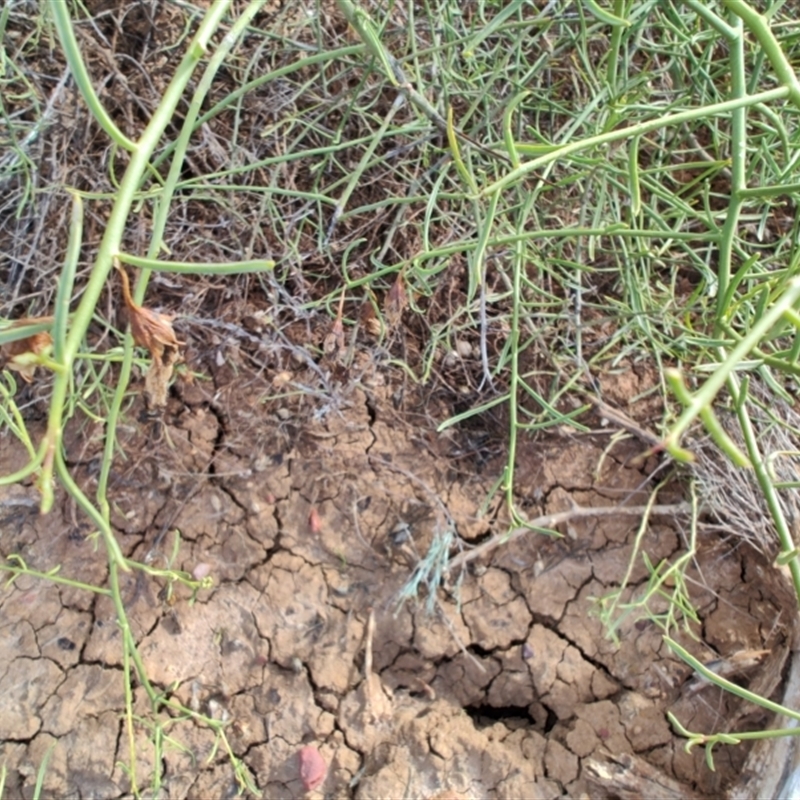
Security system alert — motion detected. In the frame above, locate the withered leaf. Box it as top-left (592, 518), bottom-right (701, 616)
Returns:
top-left (3, 329), bottom-right (53, 383)
top-left (384, 271), bottom-right (407, 330)
top-left (144, 344), bottom-right (181, 411)
top-left (115, 258), bottom-right (183, 361)
top-left (323, 287), bottom-right (346, 358)
top-left (360, 301), bottom-right (381, 338)
top-left (114, 258), bottom-right (184, 412)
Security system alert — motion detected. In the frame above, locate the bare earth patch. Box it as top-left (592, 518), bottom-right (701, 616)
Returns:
top-left (1, 364), bottom-right (796, 799)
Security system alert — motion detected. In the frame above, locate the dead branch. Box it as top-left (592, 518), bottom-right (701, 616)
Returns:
top-left (447, 502), bottom-right (691, 573)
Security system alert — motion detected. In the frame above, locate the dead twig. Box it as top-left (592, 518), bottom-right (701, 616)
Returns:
top-left (585, 752), bottom-right (704, 800)
top-left (447, 502), bottom-right (691, 573)
top-left (588, 396), bottom-right (662, 447)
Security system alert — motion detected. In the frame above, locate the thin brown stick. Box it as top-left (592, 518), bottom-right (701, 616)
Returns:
top-left (588, 396), bottom-right (662, 447)
top-left (114, 257), bottom-right (136, 313)
top-left (363, 607), bottom-right (375, 679)
top-left (447, 502), bottom-right (691, 573)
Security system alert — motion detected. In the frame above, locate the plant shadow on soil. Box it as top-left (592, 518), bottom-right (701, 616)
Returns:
top-left (0, 350), bottom-right (797, 799)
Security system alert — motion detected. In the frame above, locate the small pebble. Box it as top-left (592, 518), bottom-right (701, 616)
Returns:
top-left (443, 351), bottom-right (459, 368)
top-left (566, 523), bottom-right (578, 540)
top-left (455, 339), bottom-right (472, 358)
top-left (522, 643), bottom-right (534, 659)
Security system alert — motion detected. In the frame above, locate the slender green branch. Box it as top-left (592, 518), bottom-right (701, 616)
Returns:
top-left (663, 278), bottom-right (800, 458)
top-left (49, 3), bottom-right (137, 151)
top-left (54, 450), bottom-right (128, 569)
top-left (667, 637), bottom-right (800, 721)
top-left (41, 0), bottom-right (234, 512)
top-left (116, 254), bottom-right (275, 274)
top-left (54, 193), bottom-right (82, 363)
top-left (482, 87), bottom-right (788, 196)
top-left (605, 0), bottom-right (630, 90)
top-left (151, 44), bottom-right (366, 170)
top-left (1, 558), bottom-right (111, 595)
top-left (0, 321), bottom-right (56, 346)
top-left (728, 376), bottom-right (800, 602)
top-left (722, 0), bottom-right (800, 108)
top-left (682, 0), bottom-right (737, 39)
top-left (99, 0), bottom-right (268, 516)
top-left (336, 0), bottom-right (510, 164)
top-left (716, 14), bottom-right (747, 312)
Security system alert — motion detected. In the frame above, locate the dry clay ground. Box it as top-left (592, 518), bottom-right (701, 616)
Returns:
top-left (1, 348), bottom-right (798, 800)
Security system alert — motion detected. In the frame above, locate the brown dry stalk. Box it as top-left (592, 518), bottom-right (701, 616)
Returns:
top-left (589, 397), bottom-right (662, 447)
top-left (3, 316), bottom-right (55, 328)
top-left (447, 502), bottom-right (691, 573)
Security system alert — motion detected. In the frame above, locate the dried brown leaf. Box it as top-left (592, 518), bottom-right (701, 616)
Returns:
top-left (360, 302), bottom-right (381, 338)
top-left (323, 288), bottom-right (346, 358)
top-left (115, 259), bottom-right (183, 360)
top-left (144, 344), bottom-right (181, 410)
top-left (384, 271), bottom-right (407, 330)
top-left (3, 330), bottom-right (53, 382)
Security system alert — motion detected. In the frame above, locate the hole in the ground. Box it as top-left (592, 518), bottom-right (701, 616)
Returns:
top-left (542, 703), bottom-right (558, 733)
top-left (465, 703), bottom-right (536, 730)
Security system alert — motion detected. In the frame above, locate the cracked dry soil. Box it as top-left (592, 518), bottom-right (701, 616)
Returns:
top-left (0, 363), bottom-right (797, 800)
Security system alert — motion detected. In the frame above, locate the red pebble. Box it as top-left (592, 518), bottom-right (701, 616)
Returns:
top-left (298, 745), bottom-right (327, 791)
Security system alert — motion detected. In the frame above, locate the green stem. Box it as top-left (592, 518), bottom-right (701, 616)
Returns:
top-left (98, 0), bottom-right (267, 513)
top-left (54, 451), bottom-right (128, 568)
top-left (42, 0), bottom-right (233, 512)
top-left (54, 193), bottom-right (83, 363)
top-left (722, 0), bottom-right (800, 108)
top-left (716, 14), bottom-right (746, 313)
top-left (664, 278), bottom-right (800, 454)
top-left (667, 637), bottom-right (800, 720)
top-left (503, 194), bottom-right (538, 520)
top-left (116, 254), bottom-right (275, 274)
top-left (48, 3), bottom-right (137, 151)
top-left (0, 561), bottom-right (111, 595)
top-left (682, 0), bottom-right (737, 38)
top-left (482, 87), bottom-right (788, 197)
top-left (605, 0), bottom-right (628, 91)
top-left (151, 44), bottom-right (365, 170)
top-left (122, 637), bottom-right (138, 798)
top-left (108, 559), bottom-right (159, 706)
top-left (728, 377), bottom-right (800, 603)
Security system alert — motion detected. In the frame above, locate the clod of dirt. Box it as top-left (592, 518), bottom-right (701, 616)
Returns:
top-left (351, 696), bottom-right (561, 800)
top-left (298, 744), bottom-right (328, 791)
